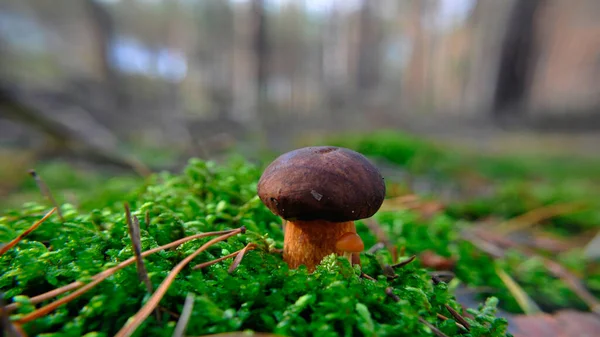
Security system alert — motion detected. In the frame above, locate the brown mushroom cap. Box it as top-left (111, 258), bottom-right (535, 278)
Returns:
top-left (257, 146), bottom-right (385, 222)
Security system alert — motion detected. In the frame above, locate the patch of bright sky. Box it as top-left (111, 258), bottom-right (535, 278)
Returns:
top-left (96, 0), bottom-right (475, 24)
top-left (230, 0), bottom-right (361, 14)
top-left (435, 0), bottom-right (475, 30)
top-left (110, 36), bottom-right (188, 82)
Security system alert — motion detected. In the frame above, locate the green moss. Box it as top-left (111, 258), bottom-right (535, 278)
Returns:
top-left (1, 157), bottom-right (509, 337)
top-left (316, 130), bottom-right (600, 313)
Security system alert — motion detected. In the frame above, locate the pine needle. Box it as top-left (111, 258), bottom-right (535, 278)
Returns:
top-left (1, 293), bottom-right (25, 337)
top-left (172, 293), bottom-right (195, 337)
top-left (495, 203), bottom-right (586, 235)
top-left (125, 203), bottom-right (153, 292)
top-left (5, 228), bottom-right (238, 314)
top-left (191, 243), bottom-right (255, 271)
top-left (542, 257), bottom-right (600, 315)
top-left (114, 227), bottom-right (246, 337)
top-left (418, 317), bottom-right (451, 337)
top-left (228, 243), bottom-right (256, 273)
top-left (29, 170), bottom-right (63, 221)
top-left (391, 255), bottom-right (417, 269)
top-left (444, 304), bottom-right (470, 331)
top-left (0, 207), bottom-right (56, 257)
top-left (495, 263), bottom-right (541, 315)
top-left (124, 202), bottom-right (158, 320)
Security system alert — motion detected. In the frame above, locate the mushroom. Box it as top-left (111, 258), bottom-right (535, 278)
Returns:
top-left (257, 146), bottom-right (385, 272)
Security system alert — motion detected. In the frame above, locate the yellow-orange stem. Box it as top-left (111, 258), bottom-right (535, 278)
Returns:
top-left (283, 220), bottom-right (357, 271)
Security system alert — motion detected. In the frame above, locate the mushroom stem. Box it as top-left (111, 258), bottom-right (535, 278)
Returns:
top-left (283, 220), bottom-right (357, 271)
top-left (342, 251), bottom-right (353, 265)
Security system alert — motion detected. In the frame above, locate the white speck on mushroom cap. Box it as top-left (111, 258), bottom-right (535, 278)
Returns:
top-left (310, 190), bottom-right (323, 201)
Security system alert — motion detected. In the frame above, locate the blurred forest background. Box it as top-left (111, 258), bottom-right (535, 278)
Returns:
top-left (1, 0), bottom-right (600, 174)
top-left (3, 2), bottom-right (600, 332)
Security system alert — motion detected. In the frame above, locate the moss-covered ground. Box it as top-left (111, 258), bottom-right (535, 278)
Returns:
top-left (2, 130), bottom-right (599, 336)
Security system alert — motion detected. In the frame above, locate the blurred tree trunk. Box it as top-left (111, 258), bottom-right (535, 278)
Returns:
top-left (252, 0), bottom-right (268, 107)
top-left (82, 0), bottom-right (124, 110)
top-left (463, 0), bottom-right (517, 117)
top-left (251, 0), bottom-right (272, 143)
top-left (212, 1), bottom-right (235, 121)
top-left (322, 6), bottom-right (341, 117)
top-left (493, 0), bottom-right (543, 120)
top-left (356, 0), bottom-right (382, 94)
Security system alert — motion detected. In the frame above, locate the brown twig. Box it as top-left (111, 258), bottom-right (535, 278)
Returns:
top-left (376, 255), bottom-right (398, 280)
top-left (159, 306), bottom-right (180, 319)
top-left (430, 271), bottom-right (455, 284)
top-left (5, 228), bottom-right (238, 313)
top-left (360, 272), bottom-right (377, 281)
top-left (461, 230), bottom-right (504, 258)
top-left (28, 170), bottom-right (63, 221)
top-left (125, 204), bottom-right (152, 292)
top-left (172, 293), bottom-right (195, 337)
top-left (145, 210), bottom-right (150, 231)
top-left (384, 287), bottom-right (401, 302)
top-left (391, 255), bottom-right (417, 269)
top-left (431, 274), bottom-right (443, 285)
top-left (445, 304), bottom-right (470, 331)
top-left (114, 227), bottom-right (246, 337)
top-left (0, 208), bottom-right (56, 257)
top-left (124, 203), bottom-right (158, 320)
top-left (543, 258), bottom-right (600, 316)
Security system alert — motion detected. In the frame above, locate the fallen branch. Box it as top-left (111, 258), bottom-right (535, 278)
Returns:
top-left (114, 227), bottom-right (246, 337)
top-left (0, 208), bottom-right (56, 257)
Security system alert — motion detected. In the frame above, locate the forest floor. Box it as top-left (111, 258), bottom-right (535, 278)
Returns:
top-left (2, 129), bottom-right (600, 336)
